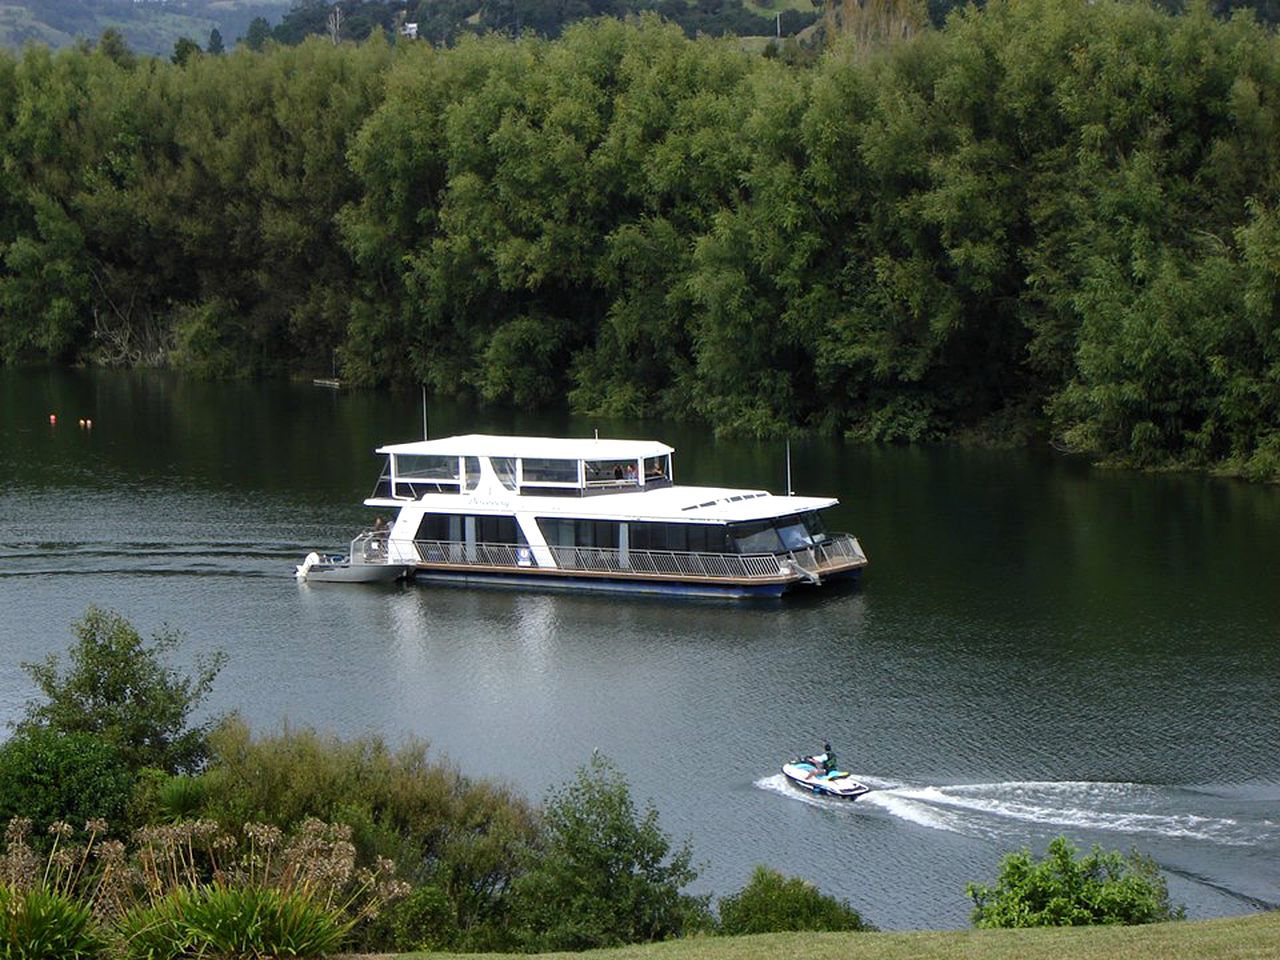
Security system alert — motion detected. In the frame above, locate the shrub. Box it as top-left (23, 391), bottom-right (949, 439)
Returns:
top-left (17, 607), bottom-right (226, 774)
top-left (177, 885), bottom-right (348, 959)
top-left (968, 836), bottom-right (1185, 928)
top-left (114, 891), bottom-right (195, 960)
top-left (196, 719), bottom-right (536, 949)
top-left (0, 815), bottom-right (408, 959)
top-left (127, 769), bottom-right (208, 826)
top-left (0, 884), bottom-right (102, 960)
top-left (507, 754), bottom-right (709, 952)
top-left (116, 883), bottom-right (355, 960)
top-left (387, 883), bottom-right (458, 951)
top-left (718, 866), bottom-right (873, 934)
top-left (0, 729), bottom-right (134, 830)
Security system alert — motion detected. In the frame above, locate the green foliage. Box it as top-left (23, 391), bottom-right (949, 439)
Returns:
top-left (0, 814), bottom-right (403, 960)
top-left (0, 4), bottom-right (1279, 478)
top-left (0, 729), bottom-right (134, 830)
top-left (171, 36), bottom-right (201, 66)
top-left (0, 884), bottom-right (102, 960)
top-left (17, 606), bottom-right (226, 775)
top-left (386, 883), bottom-right (459, 951)
top-left (120, 884), bottom-right (350, 960)
top-left (507, 753), bottom-right (709, 951)
top-left (717, 865), bottom-right (873, 934)
top-left (114, 892), bottom-right (196, 960)
top-left (967, 836), bottom-right (1185, 928)
top-left (195, 718), bottom-right (537, 951)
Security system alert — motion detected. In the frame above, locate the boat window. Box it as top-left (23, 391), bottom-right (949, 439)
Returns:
top-left (395, 454), bottom-right (459, 482)
top-left (415, 513), bottom-right (522, 545)
top-left (801, 510), bottom-right (829, 542)
top-left (492, 457), bottom-right (518, 491)
top-left (416, 513), bottom-right (463, 542)
top-left (584, 459), bottom-right (638, 487)
top-left (463, 456), bottom-right (481, 491)
top-left (728, 520), bottom-right (785, 555)
top-left (628, 521), bottom-right (727, 554)
top-left (522, 458), bottom-right (579, 485)
top-left (776, 516), bottom-right (812, 551)
top-left (642, 455), bottom-right (670, 486)
top-left (370, 460), bottom-right (395, 499)
top-left (474, 514), bottom-right (522, 544)
top-left (536, 518), bottom-right (620, 549)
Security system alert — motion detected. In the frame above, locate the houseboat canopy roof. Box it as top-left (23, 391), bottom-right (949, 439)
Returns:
top-left (377, 434), bottom-right (675, 461)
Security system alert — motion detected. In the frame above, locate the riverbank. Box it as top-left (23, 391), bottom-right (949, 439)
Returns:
top-left (345, 911), bottom-right (1280, 960)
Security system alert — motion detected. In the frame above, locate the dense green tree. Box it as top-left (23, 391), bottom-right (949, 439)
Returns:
top-left (1, 3), bottom-right (1278, 478)
top-left (172, 36), bottom-right (202, 66)
top-left (207, 27), bottom-right (225, 55)
top-left (96, 27), bottom-right (136, 69)
top-left (0, 729), bottom-right (135, 830)
top-left (16, 606), bottom-right (226, 774)
top-left (242, 16), bottom-right (274, 50)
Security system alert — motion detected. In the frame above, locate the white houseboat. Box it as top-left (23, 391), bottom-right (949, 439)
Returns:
top-left (365, 434), bottom-right (867, 599)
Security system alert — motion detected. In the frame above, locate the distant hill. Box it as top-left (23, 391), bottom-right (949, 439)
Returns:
top-left (0, 0), bottom-right (290, 56)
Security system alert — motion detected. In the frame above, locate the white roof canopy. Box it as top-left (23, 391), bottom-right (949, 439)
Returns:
top-left (377, 434), bottom-right (674, 461)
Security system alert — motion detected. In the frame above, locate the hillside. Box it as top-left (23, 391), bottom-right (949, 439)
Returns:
top-left (0, 0), bottom-right (289, 55)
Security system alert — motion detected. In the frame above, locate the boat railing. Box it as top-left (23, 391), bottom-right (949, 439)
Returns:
top-left (406, 534), bottom-right (866, 581)
top-left (353, 530), bottom-right (391, 563)
top-left (794, 533), bottom-right (866, 570)
top-left (409, 538), bottom-right (785, 580)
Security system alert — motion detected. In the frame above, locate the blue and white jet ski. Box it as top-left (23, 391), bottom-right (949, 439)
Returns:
top-left (781, 750), bottom-right (871, 800)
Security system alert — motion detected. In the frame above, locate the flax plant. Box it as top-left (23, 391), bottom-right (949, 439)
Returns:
top-left (0, 819), bottom-right (106, 959)
top-left (0, 816), bottom-right (408, 959)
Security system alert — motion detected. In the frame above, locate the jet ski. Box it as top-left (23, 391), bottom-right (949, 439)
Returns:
top-left (781, 749), bottom-right (871, 800)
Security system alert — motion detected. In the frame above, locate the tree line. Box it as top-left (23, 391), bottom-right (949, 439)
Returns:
top-left (1, 0), bottom-right (1278, 479)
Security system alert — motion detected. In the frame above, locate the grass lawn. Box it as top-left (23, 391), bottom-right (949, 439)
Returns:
top-left (349, 911), bottom-right (1280, 960)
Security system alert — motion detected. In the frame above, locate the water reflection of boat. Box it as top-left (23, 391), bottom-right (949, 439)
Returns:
top-left (362, 434), bottom-right (868, 599)
top-left (295, 532), bottom-right (413, 584)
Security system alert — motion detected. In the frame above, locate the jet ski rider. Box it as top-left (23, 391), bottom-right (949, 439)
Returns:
top-left (810, 742), bottom-right (837, 774)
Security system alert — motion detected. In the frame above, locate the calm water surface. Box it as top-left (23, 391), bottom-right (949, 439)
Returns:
top-left (1, 368), bottom-right (1278, 928)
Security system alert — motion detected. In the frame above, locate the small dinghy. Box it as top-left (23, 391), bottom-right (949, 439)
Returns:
top-left (781, 744), bottom-right (870, 800)
top-left (295, 531), bottom-right (413, 584)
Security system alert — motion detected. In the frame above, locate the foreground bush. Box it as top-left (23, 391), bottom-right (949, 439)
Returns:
top-left (194, 718), bottom-right (536, 951)
top-left (0, 729), bottom-right (134, 834)
top-left (17, 606), bottom-right (226, 775)
top-left (0, 816), bottom-right (407, 959)
top-left (507, 754), bottom-right (710, 951)
top-left (968, 836), bottom-right (1185, 928)
top-left (116, 884), bottom-right (349, 960)
top-left (0, 884), bottom-right (101, 959)
top-left (718, 865), bottom-right (873, 934)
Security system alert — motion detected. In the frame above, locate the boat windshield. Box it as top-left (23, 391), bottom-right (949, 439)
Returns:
top-left (729, 512), bottom-right (829, 555)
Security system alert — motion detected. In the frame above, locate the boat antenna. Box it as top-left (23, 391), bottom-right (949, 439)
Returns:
top-left (421, 385), bottom-right (429, 440)
top-left (785, 437), bottom-right (793, 496)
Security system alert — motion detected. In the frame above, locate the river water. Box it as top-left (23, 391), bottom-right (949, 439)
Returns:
top-left (1, 368), bottom-right (1277, 929)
